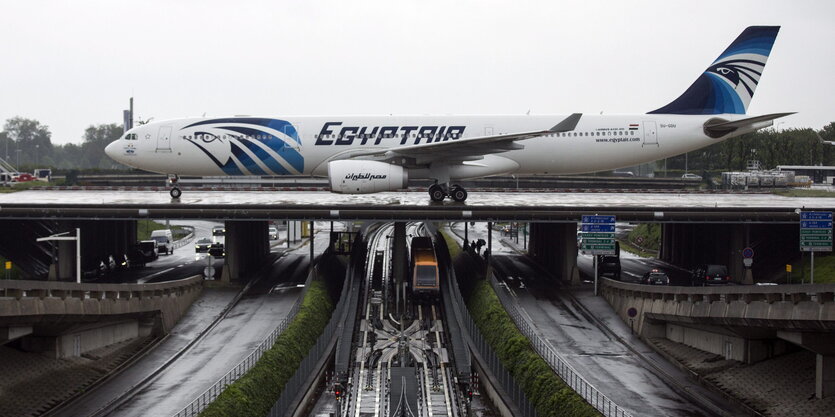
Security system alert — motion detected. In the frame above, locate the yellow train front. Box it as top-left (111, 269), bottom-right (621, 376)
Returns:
top-left (410, 237), bottom-right (440, 301)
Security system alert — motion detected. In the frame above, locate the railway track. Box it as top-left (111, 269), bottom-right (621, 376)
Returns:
top-left (342, 223), bottom-right (462, 417)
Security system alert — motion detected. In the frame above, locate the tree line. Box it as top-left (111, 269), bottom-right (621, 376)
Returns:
top-left (0, 116), bottom-right (833, 174)
top-left (0, 117), bottom-right (126, 172)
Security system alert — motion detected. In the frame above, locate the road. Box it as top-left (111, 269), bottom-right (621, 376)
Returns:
top-left (106, 253), bottom-right (309, 417)
top-left (490, 254), bottom-right (736, 416)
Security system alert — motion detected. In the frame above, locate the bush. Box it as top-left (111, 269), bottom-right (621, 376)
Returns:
top-left (200, 280), bottom-right (335, 417)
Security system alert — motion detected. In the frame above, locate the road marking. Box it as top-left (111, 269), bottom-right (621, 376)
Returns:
top-left (139, 267), bottom-right (175, 283)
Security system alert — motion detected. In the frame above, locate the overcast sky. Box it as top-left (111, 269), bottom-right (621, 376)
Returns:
top-left (1, 0), bottom-right (833, 145)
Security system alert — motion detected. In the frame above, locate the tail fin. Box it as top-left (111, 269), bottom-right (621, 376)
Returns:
top-left (648, 26), bottom-right (780, 115)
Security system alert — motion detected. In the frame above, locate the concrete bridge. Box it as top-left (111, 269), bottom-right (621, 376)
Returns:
top-left (602, 279), bottom-right (835, 399)
top-left (0, 276), bottom-right (202, 358)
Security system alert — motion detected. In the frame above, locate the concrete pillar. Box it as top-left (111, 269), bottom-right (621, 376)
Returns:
top-left (527, 223), bottom-right (577, 283)
top-left (818, 354), bottom-right (835, 399)
top-left (222, 220), bottom-right (269, 282)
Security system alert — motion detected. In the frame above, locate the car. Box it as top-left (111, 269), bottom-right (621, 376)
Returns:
top-left (212, 226), bottom-right (225, 236)
top-left (268, 226), bottom-right (278, 240)
top-left (150, 229), bottom-right (174, 255)
top-left (208, 242), bottom-right (225, 257)
top-left (642, 269), bottom-right (670, 285)
top-left (195, 237), bottom-right (212, 253)
top-left (681, 173), bottom-right (703, 180)
top-left (691, 264), bottom-right (731, 286)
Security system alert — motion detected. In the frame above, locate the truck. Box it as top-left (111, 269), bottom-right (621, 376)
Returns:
top-left (150, 229), bottom-right (174, 255)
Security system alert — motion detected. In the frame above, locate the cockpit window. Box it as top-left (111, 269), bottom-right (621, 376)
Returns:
top-left (125, 133), bottom-right (137, 140)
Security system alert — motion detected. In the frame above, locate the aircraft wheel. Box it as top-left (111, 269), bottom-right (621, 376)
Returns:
top-left (450, 186), bottom-right (468, 202)
top-left (428, 184), bottom-right (446, 202)
top-left (170, 187), bottom-right (182, 199)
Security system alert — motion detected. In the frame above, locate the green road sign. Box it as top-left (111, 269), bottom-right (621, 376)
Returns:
top-left (801, 235), bottom-right (833, 242)
top-left (583, 232), bottom-right (614, 238)
top-left (581, 244), bottom-right (616, 250)
top-left (800, 229), bottom-right (832, 235)
top-left (801, 241), bottom-right (832, 247)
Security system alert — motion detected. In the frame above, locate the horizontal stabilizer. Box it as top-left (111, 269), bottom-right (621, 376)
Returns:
top-left (703, 112), bottom-right (795, 138)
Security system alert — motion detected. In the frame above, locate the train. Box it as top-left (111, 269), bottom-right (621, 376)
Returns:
top-left (410, 236), bottom-right (440, 300)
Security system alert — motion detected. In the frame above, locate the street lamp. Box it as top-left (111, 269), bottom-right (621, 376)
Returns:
top-left (35, 144), bottom-right (39, 167)
top-left (15, 149), bottom-right (20, 169)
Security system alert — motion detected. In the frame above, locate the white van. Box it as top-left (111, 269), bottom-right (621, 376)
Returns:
top-left (150, 229), bottom-right (174, 255)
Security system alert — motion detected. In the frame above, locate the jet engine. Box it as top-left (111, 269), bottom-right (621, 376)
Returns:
top-left (328, 160), bottom-right (409, 194)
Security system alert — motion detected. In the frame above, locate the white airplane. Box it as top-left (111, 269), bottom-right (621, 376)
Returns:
top-left (105, 26), bottom-right (791, 202)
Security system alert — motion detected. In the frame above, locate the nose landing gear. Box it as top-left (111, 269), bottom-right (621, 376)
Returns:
top-left (168, 175), bottom-right (181, 199)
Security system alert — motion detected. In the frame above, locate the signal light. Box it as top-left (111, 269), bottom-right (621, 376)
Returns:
top-left (334, 383), bottom-right (344, 400)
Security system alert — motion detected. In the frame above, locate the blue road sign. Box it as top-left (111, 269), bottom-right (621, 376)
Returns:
top-left (581, 224), bottom-right (616, 233)
top-left (581, 215), bottom-right (616, 224)
top-left (800, 211), bottom-right (833, 221)
top-left (742, 247), bottom-right (754, 258)
top-left (800, 220), bottom-right (833, 229)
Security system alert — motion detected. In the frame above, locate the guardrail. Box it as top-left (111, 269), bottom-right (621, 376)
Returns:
top-left (172, 271), bottom-right (311, 417)
top-left (487, 273), bottom-right (632, 417)
top-left (0, 275), bottom-right (202, 302)
top-left (172, 226), bottom-right (195, 249)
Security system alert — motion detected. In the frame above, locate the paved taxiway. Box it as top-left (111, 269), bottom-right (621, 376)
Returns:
top-left (2, 189), bottom-right (835, 209)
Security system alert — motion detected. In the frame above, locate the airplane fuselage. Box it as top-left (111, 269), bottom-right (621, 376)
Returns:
top-left (108, 113), bottom-right (756, 180)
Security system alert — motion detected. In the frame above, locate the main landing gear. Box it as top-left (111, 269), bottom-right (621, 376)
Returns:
top-left (168, 174), bottom-right (181, 199)
top-left (428, 183), bottom-right (468, 202)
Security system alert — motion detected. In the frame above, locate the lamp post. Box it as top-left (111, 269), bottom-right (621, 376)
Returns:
top-left (35, 144), bottom-right (39, 167)
top-left (15, 149), bottom-right (20, 168)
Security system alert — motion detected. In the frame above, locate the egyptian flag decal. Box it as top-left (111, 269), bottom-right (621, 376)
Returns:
top-left (629, 123), bottom-right (639, 131)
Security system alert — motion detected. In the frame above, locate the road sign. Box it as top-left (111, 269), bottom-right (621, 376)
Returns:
top-left (4, 261), bottom-right (10, 270)
top-left (581, 215), bottom-right (616, 256)
top-left (786, 264), bottom-right (792, 272)
top-left (580, 224), bottom-right (616, 233)
top-left (627, 307), bottom-right (638, 318)
top-left (582, 215), bottom-right (616, 224)
top-left (743, 258), bottom-right (753, 267)
top-left (742, 247), bottom-right (754, 258)
top-left (801, 212), bottom-right (833, 221)
top-left (800, 211), bottom-right (832, 252)
top-left (204, 266), bottom-right (215, 279)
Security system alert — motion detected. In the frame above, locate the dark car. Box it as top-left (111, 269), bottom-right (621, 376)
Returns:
top-left (597, 255), bottom-right (621, 280)
top-left (691, 264), bottom-right (731, 286)
top-left (195, 237), bottom-right (213, 253)
top-left (642, 269), bottom-right (670, 285)
top-left (208, 242), bottom-right (225, 257)
top-left (212, 226), bottom-right (225, 237)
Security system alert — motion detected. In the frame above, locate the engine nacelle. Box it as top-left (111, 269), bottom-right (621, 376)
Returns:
top-left (328, 160), bottom-right (409, 194)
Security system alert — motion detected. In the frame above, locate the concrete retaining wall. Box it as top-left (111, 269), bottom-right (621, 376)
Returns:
top-left (0, 276), bottom-right (203, 355)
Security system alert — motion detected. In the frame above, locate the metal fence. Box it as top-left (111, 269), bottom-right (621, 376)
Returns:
top-left (435, 235), bottom-right (539, 417)
top-left (487, 272), bottom-right (632, 417)
top-left (172, 265), bottom-right (312, 417)
top-left (172, 226), bottom-right (195, 249)
top-left (267, 237), bottom-right (365, 417)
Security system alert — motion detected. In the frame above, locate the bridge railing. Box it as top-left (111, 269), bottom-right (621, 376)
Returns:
top-left (487, 272), bottom-right (633, 417)
top-left (0, 275), bottom-right (202, 303)
top-left (603, 278), bottom-right (835, 302)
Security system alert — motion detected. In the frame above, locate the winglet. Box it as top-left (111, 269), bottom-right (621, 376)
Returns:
top-left (550, 113), bottom-right (582, 132)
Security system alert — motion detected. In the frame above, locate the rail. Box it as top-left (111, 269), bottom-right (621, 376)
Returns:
top-left (604, 278), bottom-right (835, 300)
top-left (171, 225), bottom-right (195, 249)
top-left (487, 272), bottom-right (632, 417)
top-left (172, 269), bottom-right (312, 417)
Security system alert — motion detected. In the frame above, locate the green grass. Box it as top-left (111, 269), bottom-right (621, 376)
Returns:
top-left (0, 181), bottom-right (46, 193)
top-left (773, 189), bottom-right (835, 197)
top-left (441, 229), bottom-right (598, 416)
top-left (199, 280), bottom-right (335, 417)
top-left (789, 253), bottom-right (835, 284)
top-left (136, 220), bottom-right (186, 241)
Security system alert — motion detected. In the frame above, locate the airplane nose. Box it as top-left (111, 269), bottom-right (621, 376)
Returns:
top-left (104, 140), bottom-right (119, 160)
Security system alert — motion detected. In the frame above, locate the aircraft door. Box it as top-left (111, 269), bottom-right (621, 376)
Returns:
top-left (156, 126), bottom-right (172, 152)
top-left (485, 126), bottom-right (494, 136)
top-left (642, 121), bottom-right (658, 147)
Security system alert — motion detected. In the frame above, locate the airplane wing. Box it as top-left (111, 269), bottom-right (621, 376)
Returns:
top-left (333, 113), bottom-right (582, 165)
